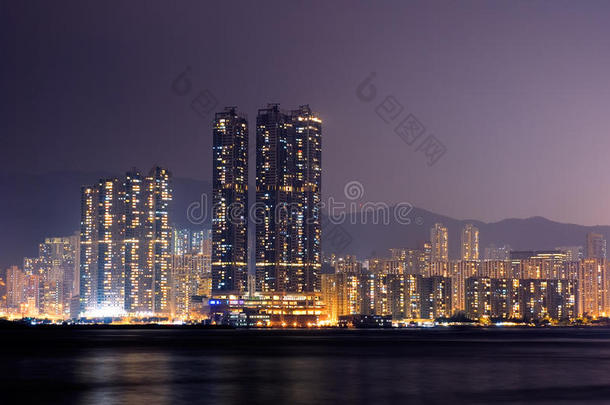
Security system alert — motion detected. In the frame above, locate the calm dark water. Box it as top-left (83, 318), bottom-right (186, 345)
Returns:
top-left (2, 327), bottom-right (610, 404)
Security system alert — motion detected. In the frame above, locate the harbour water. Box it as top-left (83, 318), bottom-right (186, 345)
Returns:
top-left (2, 327), bottom-right (610, 404)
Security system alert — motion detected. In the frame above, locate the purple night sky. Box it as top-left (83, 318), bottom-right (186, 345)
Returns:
top-left (3, 0), bottom-right (610, 225)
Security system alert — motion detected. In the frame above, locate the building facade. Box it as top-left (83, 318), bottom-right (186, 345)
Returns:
top-left (430, 223), bottom-right (448, 262)
top-left (79, 167), bottom-right (173, 316)
top-left (461, 224), bottom-right (479, 261)
top-left (586, 232), bottom-right (607, 260)
top-left (212, 107), bottom-right (249, 295)
top-left (255, 104), bottom-right (322, 293)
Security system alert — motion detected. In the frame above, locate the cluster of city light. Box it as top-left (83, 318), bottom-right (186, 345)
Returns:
top-left (5, 103), bottom-right (610, 329)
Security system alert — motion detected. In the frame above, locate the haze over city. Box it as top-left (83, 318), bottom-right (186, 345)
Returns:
top-left (4, 1), bottom-right (610, 225)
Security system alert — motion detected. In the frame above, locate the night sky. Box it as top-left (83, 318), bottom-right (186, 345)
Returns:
top-left (3, 0), bottom-right (610, 225)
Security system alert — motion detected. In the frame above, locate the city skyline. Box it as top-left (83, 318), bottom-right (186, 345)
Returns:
top-left (5, 163), bottom-right (610, 324)
top-left (5, 3), bottom-right (610, 403)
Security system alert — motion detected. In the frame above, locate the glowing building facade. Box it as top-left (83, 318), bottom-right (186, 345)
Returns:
top-left (124, 169), bottom-right (148, 313)
top-left (292, 105), bottom-right (322, 292)
top-left (147, 166), bottom-right (173, 314)
top-left (461, 223), bottom-right (479, 261)
top-left (79, 185), bottom-right (98, 312)
top-left (212, 107), bottom-right (248, 295)
top-left (465, 277), bottom-right (577, 321)
top-left (79, 167), bottom-right (172, 316)
top-left (578, 258), bottom-right (609, 317)
top-left (255, 104), bottom-right (322, 293)
top-left (171, 230), bottom-right (212, 319)
top-left (37, 236), bottom-right (79, 317)
top-left (96, 178), bottom-right (125, 312)
top-left (430, 223), bottom-right (448, 262)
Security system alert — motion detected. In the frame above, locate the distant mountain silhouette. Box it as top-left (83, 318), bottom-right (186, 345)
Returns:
top-left (335, 210), bottom-right (603, 259)
top-left (0, 171), bottom-right (607, 268)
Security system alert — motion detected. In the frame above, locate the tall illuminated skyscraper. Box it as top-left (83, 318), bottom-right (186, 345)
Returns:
top-left (255, 104), bottom-right (292, 293)
top-left (430, 223), bottom-right (449, 262)
top-left (212, 107), bottom-right (248, 295)
top-left (292, 105), bottom-right (322, 292)
top-left (79, 185), bottom-right (98, 313)
top-left (255, 104), bottom-right (322, 293)
top-left (96, 177), bottom-right (124, 311)
top-left (461, 223), bottom-right (479, 261)
top-left (579, 258), bottom-right (608, 316)
top-left (79, 167), bottom-right (172, 316)
top-left (124, 169), bottom-right (148, 313)
top-left (146, 166), bottom-right (173, 313)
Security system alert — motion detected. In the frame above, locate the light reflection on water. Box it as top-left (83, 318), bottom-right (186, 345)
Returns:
top-left (4, 329), bottom-right (610, 405)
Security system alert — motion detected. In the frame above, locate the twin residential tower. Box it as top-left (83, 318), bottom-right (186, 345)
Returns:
top-left (212, 104), bottom-right (322, 296)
